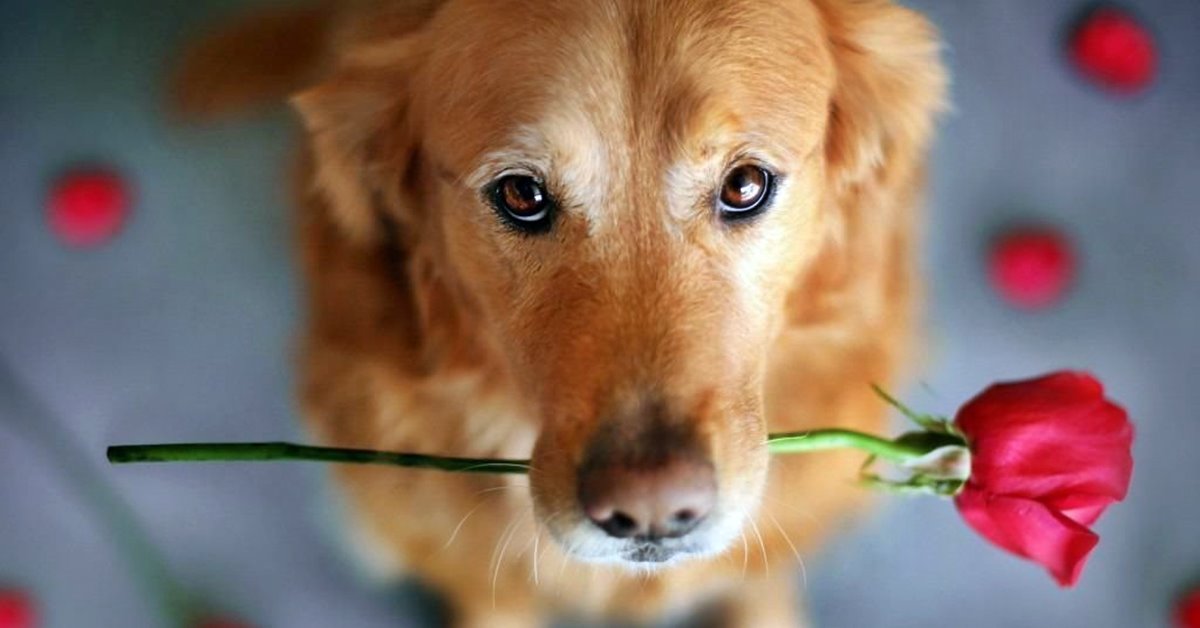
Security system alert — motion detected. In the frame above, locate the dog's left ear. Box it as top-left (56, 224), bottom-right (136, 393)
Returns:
top-left (789, 1), bottom-right (947, 327)
top-left (819, 0), bottom-right (947, 188)
top-left (291, 34), bottom-right (427, 246)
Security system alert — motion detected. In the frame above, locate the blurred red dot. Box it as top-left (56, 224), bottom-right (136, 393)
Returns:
top-left (1178, 587), bottom-right (1200, 628)
top-left (989, 228), bottom-right (1075, 310)
top-left (1068, 7), bottom-right (1157, 94)
top-left (0, 589), bottom-right (35, 628)
top-left (47, 168), bottom-right (132, 248)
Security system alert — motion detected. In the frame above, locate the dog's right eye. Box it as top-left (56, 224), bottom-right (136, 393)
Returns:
top-left (716, 164), bottom-right (774, 222)
top-left (490, 175), bottom-right (554, 233)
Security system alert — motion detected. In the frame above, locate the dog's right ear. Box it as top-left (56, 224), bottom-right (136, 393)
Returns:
top-left (291, 20), bottom-right (432, 245)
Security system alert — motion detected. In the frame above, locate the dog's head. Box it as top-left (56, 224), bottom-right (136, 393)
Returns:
top-left (295, 0), bottom-right (942, 569)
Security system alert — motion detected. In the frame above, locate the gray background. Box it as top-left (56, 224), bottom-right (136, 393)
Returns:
top-left (1, 1), bottom-right (1197, 626)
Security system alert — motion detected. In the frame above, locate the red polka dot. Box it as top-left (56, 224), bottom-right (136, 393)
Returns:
top-left (989, 228), bottom-right (1075, 310)
top-left (0, 589), bottom-right (35, 628)
top-left (1068, 7), bottom-right (1157, 94)
top-left (47, 168), bottom-right (132, 248)
top-left (1177, 587), bottom-right (1200, 628)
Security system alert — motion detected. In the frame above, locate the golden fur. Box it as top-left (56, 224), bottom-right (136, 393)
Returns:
top-left (177, 1), bottom-right (945, 625)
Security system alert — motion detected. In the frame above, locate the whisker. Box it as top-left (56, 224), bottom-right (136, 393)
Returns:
top-left (750, 519), bottom-right (770, 578)
top-left (556, 533), bottom-right (577, 586)
top-left (457, 461), bottom-right (535, 474)
top-left (530, 509), bottom-right (564, 587)
top-left (532, 528), bottom-right (541, 586)
top-left (516, 520), bottom-right (541, 592)
top-left (475, 481), bottom-right (530, 494)
top-left (440, 486), bottom-right (519, 552)
top-left (490, 512), bottom-right (528, 610)
top-left (739, 530), bottom-right (749, 582)
top-left (441, 500), bottom-right (488, 552)
top-left (510, 509), bottom-right (540, 570)
top-left (766, 512), bottom-right (807, 591)
top-left (488, 516), bottom-right (521, 607)
top-left (759, 494), bottom-right (819, 526)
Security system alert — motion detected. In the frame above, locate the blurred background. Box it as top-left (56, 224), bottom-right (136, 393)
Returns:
top-left (1, 0), bottom-right (1198, 626)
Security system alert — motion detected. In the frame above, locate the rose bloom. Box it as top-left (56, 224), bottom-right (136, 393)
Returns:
top-left (953, 372), bottom-right (1134, 586)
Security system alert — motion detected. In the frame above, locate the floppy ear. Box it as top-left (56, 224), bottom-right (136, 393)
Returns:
top-left (171, 4), bottom-right (332, 121)
top-left (787, 1), bottom-right (946, 328)
top-left (292, 66), bottom-right (408, 244)
top-left (289, 5), bottom-right (437, 246)
top-left (819, 0), bottom-right (947, 189)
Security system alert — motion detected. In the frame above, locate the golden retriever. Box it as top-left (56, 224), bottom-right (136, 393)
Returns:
top-left (175, 0), bottom-right (945, 625)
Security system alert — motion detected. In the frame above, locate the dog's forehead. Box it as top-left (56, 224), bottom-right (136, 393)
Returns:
top-left (416, 0), bottom-right (835, 179)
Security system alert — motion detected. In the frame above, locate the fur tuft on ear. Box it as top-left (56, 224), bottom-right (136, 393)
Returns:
top-left (786, 1), bottom-right (947, 332)
top-left (291, 67), bottom-right (408, 245)
top-left (290, 1), bottom-right (437, 246)
top-left (818, 0), bottom-right (948, 189)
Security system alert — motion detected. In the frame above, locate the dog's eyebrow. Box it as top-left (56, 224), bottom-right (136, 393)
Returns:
top-left (664, 79), bottom-right (821, 170)
top-left (460, 116), bottom-right (611, 220)
top-left (670, 111), bottom-right (795, 169)
top-left (461, 123), bottom-right (557, 190)
top-left (464, 151), bottom-right (552, 189)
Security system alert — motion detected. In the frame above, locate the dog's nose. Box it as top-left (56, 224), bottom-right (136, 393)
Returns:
top-left (578, 456), bottom-right (716, 540)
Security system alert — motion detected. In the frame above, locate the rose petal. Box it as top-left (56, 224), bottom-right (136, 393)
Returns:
top-left (956, 488), bottom-right (1099, 587)
top-left (956, 372), bottom-right (1134, 508)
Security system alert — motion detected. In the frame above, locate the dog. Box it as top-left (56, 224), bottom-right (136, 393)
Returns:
top-left (174, 0), bottom-right (945, 624)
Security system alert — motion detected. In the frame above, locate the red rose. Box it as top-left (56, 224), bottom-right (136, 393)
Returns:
top-left (952, 372), bottom-right (1134, 586)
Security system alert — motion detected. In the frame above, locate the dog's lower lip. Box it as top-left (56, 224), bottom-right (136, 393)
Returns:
top-left (624, 543), bottom-right (678, 563)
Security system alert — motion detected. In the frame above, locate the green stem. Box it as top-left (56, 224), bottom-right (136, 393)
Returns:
top-left (108, 428), bottom-right (960, 473)
top-left (108, 442), bottom-right (531, 474)
top-left (766, 428), bottom-right (952, 463)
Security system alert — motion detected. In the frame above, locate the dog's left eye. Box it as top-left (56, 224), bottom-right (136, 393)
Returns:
top-left (716, 164), bottom-right (774, 220)
top-left (490, 175), bottom-right (555, 233)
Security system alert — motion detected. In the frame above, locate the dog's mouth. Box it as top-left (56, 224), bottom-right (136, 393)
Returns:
top-left (621, 540), bottom-right (691, 564)
top-left (577, 537), bottom-right (703, 569)
top-left (542, 509), bottom-right (747, 571)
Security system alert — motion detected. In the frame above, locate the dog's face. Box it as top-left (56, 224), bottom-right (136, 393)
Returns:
top-left (420, 0), bottom-right (835, 568)
top-left (296, 0), bottom-right (941, 569)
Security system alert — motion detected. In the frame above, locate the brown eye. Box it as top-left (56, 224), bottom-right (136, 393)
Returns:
top-left (492, 174), bottom-right (554, 232)
top-left (717, 164), bottom-right (774, 219)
